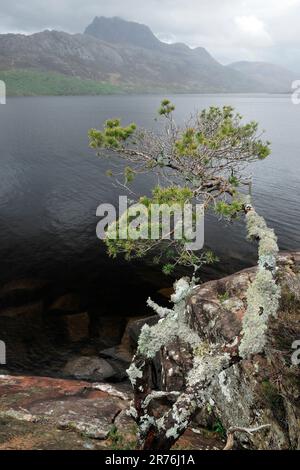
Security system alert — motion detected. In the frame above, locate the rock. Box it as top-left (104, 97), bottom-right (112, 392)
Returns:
top-left (99, 315), bottom-right (155, 365)
top-left (160, 252), bottom-right (300, 450)
top-left (49, 293), bottom-right (81, 315)
top-left (161, 338), bottom-right (194, 392)
top-left (63, 356), bottom-right (116, 382)
top-left (110, 410), bottom-right (138, 448)
top-left (45, 396), bottom-right (122, 439)
top-left (99, 346), bottom-right (132, 366)
top-left (0, 375), bottom-right (129, 447)
top-left (0, 279), bottom-right (49, 308)
top-left (94, 325), bottom-right (136, 382)
top-left (0, 375), bottom-right (224, 450)
top-left (92, 383), bottom-right (130, 401)
top-left (96, 315), bottom-right (127, 346)
top-left (64, 312), bottom-right (90, 342)
top-left (0, 301), bottom-right (43, 318)
top-left (127, 315), bottom-right (159, 348)
top-left (158, 287), bottom-right (174, 299)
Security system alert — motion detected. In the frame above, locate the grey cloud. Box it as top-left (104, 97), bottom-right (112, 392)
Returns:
top-left (0, 0), bottom-right (299, 71)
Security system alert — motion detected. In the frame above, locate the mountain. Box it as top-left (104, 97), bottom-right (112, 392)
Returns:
top-left (85, 16), bottom-right (162, 50)
top-left (0, 17), bottom-right (295, 95)
top-left (228, 61), bottom-right (295, 93)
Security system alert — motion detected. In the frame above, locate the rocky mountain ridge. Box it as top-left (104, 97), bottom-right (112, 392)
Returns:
top-left (0, 16), bottom-right (296, 94)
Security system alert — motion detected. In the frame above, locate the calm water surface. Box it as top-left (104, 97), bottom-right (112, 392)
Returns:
top-left (0, 94), bottom-right (299, 288)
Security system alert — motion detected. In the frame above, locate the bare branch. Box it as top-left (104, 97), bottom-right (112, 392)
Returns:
top-left (224, 424), bottom-right (271, 450)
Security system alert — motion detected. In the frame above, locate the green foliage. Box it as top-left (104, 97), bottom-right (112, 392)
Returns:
top-left (124, 166), bottom-right (136, 184)
top-left (103, 185), bottom-right (211, 274)
top-left (228, 175), bottom-right (239, 187)
top-left (107, 425), bottom-right (137, 450)
top-left (0, 69), bottom-right (123, 96)
top-left (140, 186), bottom-right (193, 207)
top-left (213, 419), bottom-right (226, 439)
top-left (175, 128), bottom-right (200, 156)
top-left (215, 199), bottom-right (244, 219)
top-left (218, 291), bottom-right (230, 303)
top-left (162, 264), bottom-right (175, 276)
top-left (90, 100), bottom-right (271, 275)
top-left (158, 99), bottom-right (175, 116)
top-left (89, 119), bottom-right (136, 150)
top-left (174, 105), bottom-right (271, 162)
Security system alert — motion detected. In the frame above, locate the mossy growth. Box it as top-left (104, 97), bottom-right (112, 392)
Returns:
top-left (261, 379), bottom-right (282, 407)
top-left (212, 419), bottom-right (227, 439)
top-left (260, 379), bottom-right (286, 429)
top-left (107, 424), bottom-right (137, 450)
top-left (218, 291), bottom-right (230, 303)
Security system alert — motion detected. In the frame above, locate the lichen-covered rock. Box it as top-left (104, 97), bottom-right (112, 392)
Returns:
top-left (160, 252), bottom-right (300, 449)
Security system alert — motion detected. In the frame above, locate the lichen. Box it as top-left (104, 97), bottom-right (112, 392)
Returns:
top-left (126, 362), bottom-right (143, 387)
top-left (137, 278), bottom-right (200, 359)
top-left (128, 204), bottom-right (282, 448)
top-left (187, 352), bottom-right (230, 390)
top-left (146, 298), bottom-right (173, 318)
top-left (246, 210), bottom-right (279, 261)
top-left (239, 209), bottom-right (281, 358)
top-left (218, 370), bottom-right (232, 402)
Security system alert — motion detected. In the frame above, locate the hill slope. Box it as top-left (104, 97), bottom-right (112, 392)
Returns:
top-left (0, 17), bottom-right (295, 95)
top-left (228, 61), bottom-right (295, 93)
top-left (0, 69), bottom-right (123, 96)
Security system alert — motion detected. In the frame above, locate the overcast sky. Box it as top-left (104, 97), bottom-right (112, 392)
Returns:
top-left (0, 0), bottom-right (299, 71)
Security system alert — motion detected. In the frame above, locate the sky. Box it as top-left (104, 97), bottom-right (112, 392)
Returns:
top-left (0, 0), bottom-right (299, 71)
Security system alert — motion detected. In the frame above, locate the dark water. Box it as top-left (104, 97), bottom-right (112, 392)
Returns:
top-left (0, 94), bottom-right (299, 292)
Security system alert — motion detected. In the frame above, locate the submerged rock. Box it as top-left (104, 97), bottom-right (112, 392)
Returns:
top-left (63, 312), bottom-right (90, 342)
top-left (62, 356), bottom-right (116, 382)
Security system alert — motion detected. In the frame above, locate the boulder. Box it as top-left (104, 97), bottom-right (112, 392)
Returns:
top-left (0, 375), bottom-right (129, 445)
top-left (0, 301), bottom-right (44, 319)
top-left (100, 315), bottom-right (157, 363)
top-left (0, 278), bottom-right (49, 308)
top-left (64, 312), bottom-right (90, 342)
top-left (63, 356), bottom-right (116, 382)
top-left (49, 293), bottom-right (81, 315)
top-left (0, 375), bottom-right (224, 450)
top-left (95, 315), bottom-right (127, 346)
top-left (159, 252), bottom-right (300, 450)
top-left (99, 346), bottom-right (132, 366)
top-left (127, 315), bottom-right (158, 347)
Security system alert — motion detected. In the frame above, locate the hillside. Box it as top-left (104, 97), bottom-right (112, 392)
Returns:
top-left (228, 61), bottom-right (295, 93)
top-left (0, 17), bottom-right (295, 95)
top-left (0, 69), bottom-right (123, 96)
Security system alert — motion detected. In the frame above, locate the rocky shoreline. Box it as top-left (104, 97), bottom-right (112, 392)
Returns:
top-left (0, 252), bottom-right (299, 449)
top-left (0, 375), bottom-right (224, 450)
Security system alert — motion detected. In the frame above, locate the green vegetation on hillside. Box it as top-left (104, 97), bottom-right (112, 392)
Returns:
top-left (0, 69), bottom-right (124, 96)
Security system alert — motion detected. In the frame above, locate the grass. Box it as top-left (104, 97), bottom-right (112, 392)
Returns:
top-left (106, 425), bottom-right (137, 450)
top-left (218, 291), bottom-right (230, 303)
top-left (0, 69), bottom-right (124, 96)
top-left (212, 420), bottom-right (227, 439)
